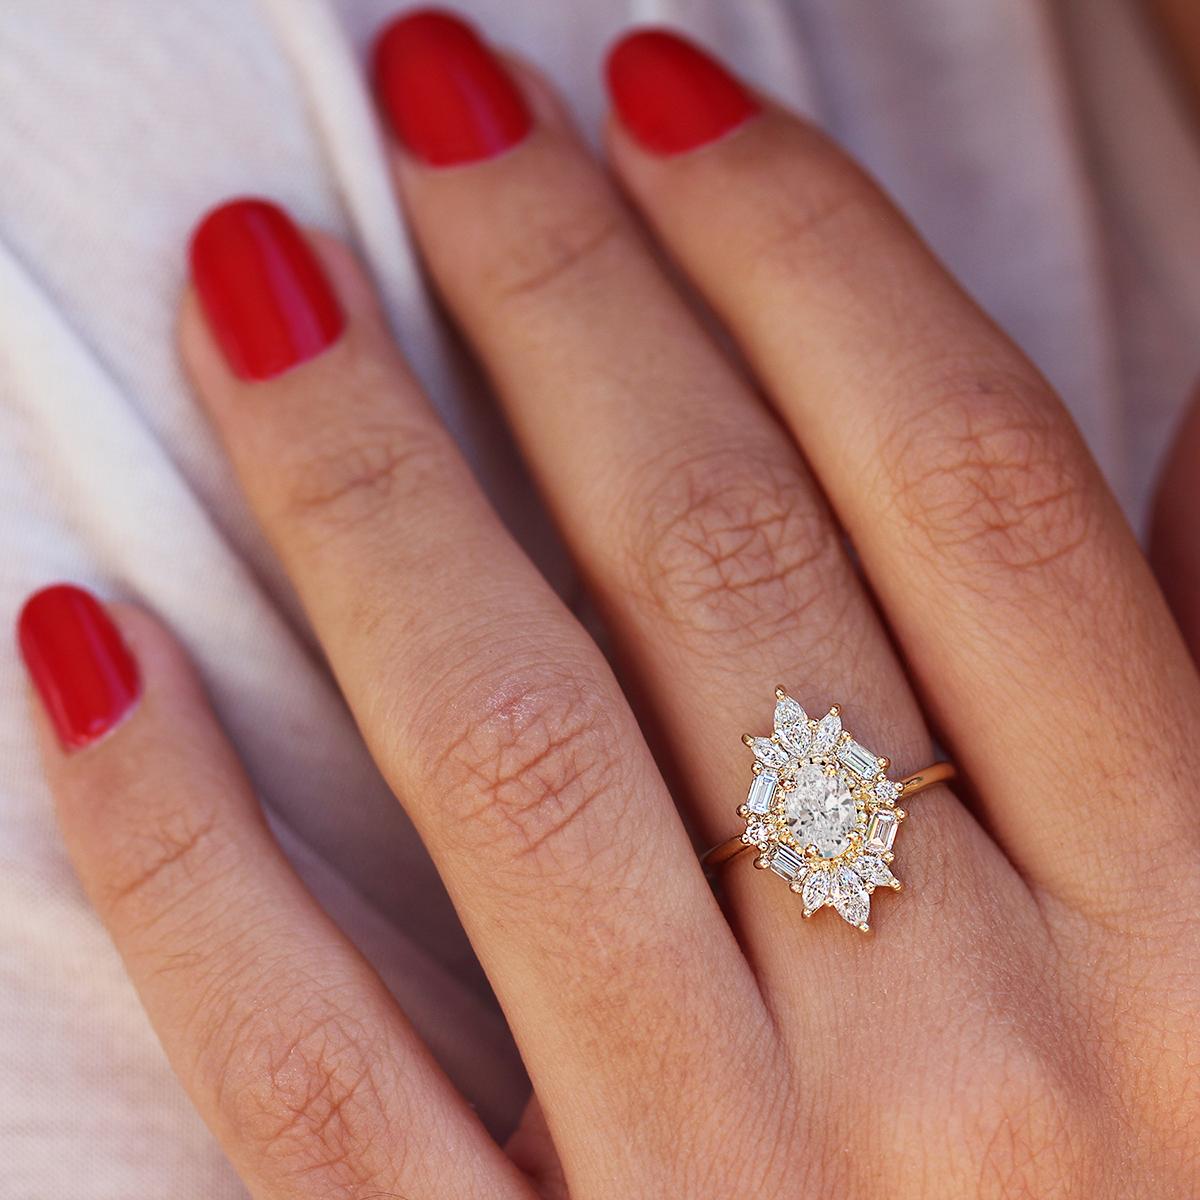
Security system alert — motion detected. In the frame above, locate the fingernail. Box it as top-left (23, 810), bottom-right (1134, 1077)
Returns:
top-left (189, 198), bottom-right (345, 382)
top-left (18, 585), bottom-right (141, 751)
top-left (373, 9), bottom-right (532, 166)
top-left (605, 28), bottom-right (761, 156)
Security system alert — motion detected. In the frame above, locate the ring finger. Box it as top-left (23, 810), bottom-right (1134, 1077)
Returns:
top-left (599, 27), bottom-right (1200, 911)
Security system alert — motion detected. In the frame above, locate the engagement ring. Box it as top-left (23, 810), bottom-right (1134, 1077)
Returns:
top-left (703, 688), bottom-right (954, 931)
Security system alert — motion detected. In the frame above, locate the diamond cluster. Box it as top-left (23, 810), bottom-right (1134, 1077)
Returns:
top-left (739, 690), bottom-right (906, 931)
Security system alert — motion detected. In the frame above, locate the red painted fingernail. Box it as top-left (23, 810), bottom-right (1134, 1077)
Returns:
top-left (373, 9), bottom-right (532, 166)
top-left (605, 28), bottom-right (761, 156)
top-left (18, 584), bottom-right (141, 751)
top-left (189, 198), bottom-right (344, 382)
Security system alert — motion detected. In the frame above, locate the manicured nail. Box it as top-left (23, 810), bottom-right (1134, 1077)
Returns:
top-left (189, 198), bottom-right (344, 382)
top-left (373, 9), bottom-right (532, 166)
top-left (605, 28), bottom-right (761, 156)
top-left (18, 584), bottom-right (141, 751)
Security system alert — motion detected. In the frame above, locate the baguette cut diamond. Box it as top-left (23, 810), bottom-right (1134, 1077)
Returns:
top-left (837, 739), bottom-right (880, 780)
top-left (865, 810), bottom-right (898, 854)
top-left (768, 844), bottom-right (806, 881)
top-left (746, 771), bottom-right (778, 815)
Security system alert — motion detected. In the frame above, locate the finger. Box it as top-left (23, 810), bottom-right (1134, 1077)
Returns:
top-left (180, 198), bottom-right (767, 1191)
top-left (1151, 387), bottom-right (1200, 657)
top-left (18, 585), bottom-right (526, 1200)
top-left (374, 10), bottom-right (1002, 963)
top-left (378, 14), bottom-right (926, 819)
top-left (507, 1097), bottom-right (567, 1200)
top-left (601, 29), bottom-right (1200, 908)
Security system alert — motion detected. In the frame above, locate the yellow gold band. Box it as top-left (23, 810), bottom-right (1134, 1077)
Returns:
top-left (702, 760), bottom-right (955, 869)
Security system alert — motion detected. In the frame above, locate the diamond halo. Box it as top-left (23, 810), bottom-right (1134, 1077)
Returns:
top-left (738, 688), bottom-right (907, 932)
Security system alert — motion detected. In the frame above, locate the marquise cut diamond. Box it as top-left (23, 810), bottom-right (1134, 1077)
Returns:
top-left (833, 866), bottom-right (870, 927)
top-left (852, 854), bottom-right (896, 887)
top-left (774, 696), bottom-right (811, 755)
top-left (801, 867), bottom-right (831, 912)
top-left (774, 695), bottom-right (805, 730)
top-left (778, 721), bottom-right (812, 756)
top-left (750, 738), bottom-right (789, 769)
top-left (813, 711), bottom-right (842, 753)
top-left (768, 844), bottom-right (806, 881)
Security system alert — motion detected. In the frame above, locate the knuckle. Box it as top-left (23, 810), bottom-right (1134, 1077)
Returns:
top-left (754, 182), bottom-right (873, 274)
top-left (481, 195), bottom-right (626, 306)
top-left (883, 369), bottom-right (1096, 586)
top-left (737, 141), bottom-right (882, 281)
top-left (624, 446), bottom-right (840, 644)
top-left (278, 422), bottom-right (444, 542)
top-left (420, 663), bottom-right (631, 874)
top-left (201, 990), bottom-right (394, 1190)
top-left (266, 350), bottom-right (449, 543)
top-left (850, 1013), bottom-right (1101, 1196)
top-left (95, 796), bottom-right (227, 930)
top-left (961, 1043), bottom-right (1098, 1196)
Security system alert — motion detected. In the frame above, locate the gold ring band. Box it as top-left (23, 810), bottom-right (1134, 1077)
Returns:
top-left (702, 760), bottom-right (955, 868)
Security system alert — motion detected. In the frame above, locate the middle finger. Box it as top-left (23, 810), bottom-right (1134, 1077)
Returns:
top-left (180, 200), bottom-right (765, 1194)
top-left (374, 11), bottom-right (997, 949)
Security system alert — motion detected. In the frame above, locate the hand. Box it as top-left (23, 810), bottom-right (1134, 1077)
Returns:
top-left (19, 16), bottom-right (1200, 1198)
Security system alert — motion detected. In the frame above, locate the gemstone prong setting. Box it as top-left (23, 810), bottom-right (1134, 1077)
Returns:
top-left (703, 699), bottom-right (953, 935)
top-left (737, 689), bottom-right (916, 930)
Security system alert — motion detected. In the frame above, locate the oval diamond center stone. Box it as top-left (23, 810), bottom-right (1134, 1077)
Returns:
top-left (785, 765), bottom-right (856, 858)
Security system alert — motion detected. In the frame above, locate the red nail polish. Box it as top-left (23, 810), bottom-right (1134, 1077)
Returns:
top-left (18, 585), bottom-right (141, 751)
top-left (189, 198), bottom-right (344, 382)
top-left (373, 9), bottom-right (532, 166)
top-left (606, 28), bottom-right (761, 156)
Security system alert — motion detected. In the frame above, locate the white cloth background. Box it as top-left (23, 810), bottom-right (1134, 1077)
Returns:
top-left (2, 1), bottom-right (1199, 1195)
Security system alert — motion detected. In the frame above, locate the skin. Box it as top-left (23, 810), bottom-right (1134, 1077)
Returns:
top-left (30, 45), bottom-right (1200, 1200)
top-left (1145, 0), bottom-right (1200, 127)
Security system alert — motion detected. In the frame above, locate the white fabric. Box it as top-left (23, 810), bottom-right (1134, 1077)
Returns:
top-left (1, 0), bottom-right (1199, 1193)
